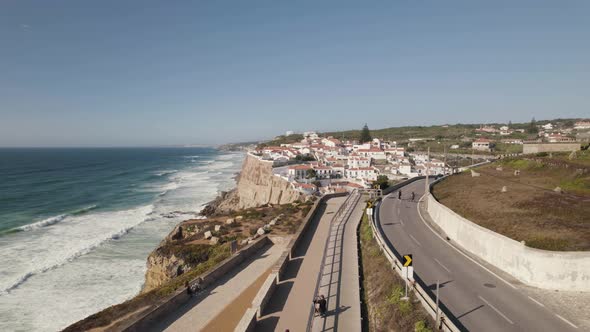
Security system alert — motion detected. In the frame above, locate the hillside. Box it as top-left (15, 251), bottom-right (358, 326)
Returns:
top-left (432, 151), bottom-right (590, 251)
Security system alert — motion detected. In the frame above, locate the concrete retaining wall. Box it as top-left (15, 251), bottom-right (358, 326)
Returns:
top-left (426, 194), bottom-right (590, 291)
top-left (523, 143), bottom-right (580, 154)
top-left (252, 273), bottom-right (278, 319)
top-left (121, 236), bottom-right (272, 332)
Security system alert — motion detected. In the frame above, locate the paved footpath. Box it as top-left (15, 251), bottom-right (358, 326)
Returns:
top-left (147, 237), bottom-right (288, 332)
top-left (256, 196), bottom-right (346, 332)
top-left (312, 192), bottom-right (364, 332)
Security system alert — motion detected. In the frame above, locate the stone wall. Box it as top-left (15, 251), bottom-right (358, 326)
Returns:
top-left (523, 143), bottom-right (580, 154)
top-left (426, 193), bottom-right (590, 291)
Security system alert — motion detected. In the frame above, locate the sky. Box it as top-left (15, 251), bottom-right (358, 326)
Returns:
top-left (1, 1), bottom-right (589, 147)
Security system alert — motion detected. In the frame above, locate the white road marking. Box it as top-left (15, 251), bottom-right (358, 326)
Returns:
top-left (434, 258), bottom-right (451, 273)
top-left (556, 314), bottom-right (578, 329)
top-left (416, 193), bottom-right (518, 290)
top-left (409, 234), bottom-right (421, 246)
top-left (527, 296), bottom-right (545, 307)
top-left (478, 295), bottom-right (514, 325)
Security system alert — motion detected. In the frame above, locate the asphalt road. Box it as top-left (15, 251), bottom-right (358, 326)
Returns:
top-left (377, 179), bottom-right (578, 332)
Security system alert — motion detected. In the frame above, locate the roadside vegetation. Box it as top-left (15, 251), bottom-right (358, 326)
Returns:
top-left (433, 151), bottom-right (590, 251)
top-left (359, 210), bottom-right (433, 332)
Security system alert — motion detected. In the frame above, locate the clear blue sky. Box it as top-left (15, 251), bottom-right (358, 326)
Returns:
top-left (1, 1), bottom-right (589, 147)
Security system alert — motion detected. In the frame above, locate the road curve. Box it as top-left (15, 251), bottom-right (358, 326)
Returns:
top-left (377, 179), bottom-right (577, 332)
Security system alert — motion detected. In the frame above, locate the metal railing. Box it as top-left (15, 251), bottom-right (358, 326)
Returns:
top-left (369, 180), bottom-right (466, 332)
top-left (306, 190), bottom-right (361, 332)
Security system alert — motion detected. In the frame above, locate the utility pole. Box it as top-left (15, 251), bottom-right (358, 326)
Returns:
top-left (424, 147), bottom-right (430, 203)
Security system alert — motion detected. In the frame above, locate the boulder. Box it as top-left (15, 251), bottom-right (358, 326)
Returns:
top-left (501, 186), bottom-right (507, 193)
top-left (263, 224), bottom-right (271, 232)
top-left (210, 236), bottom-right (220, 245)
top-left (471, 170), bottom-right (480, 177)
top-left (226, 218), bottom-right (235, 225)
top-left (214, 225), bottom-right (222, 232)
top-left (257, 227), bottom-right (266, 236)
top-left (235, 215), bottom-right (244, 221)
top-left (204, 231), bottom-right (212, 239)
top-left (554, 186), bottom-right (563, 193)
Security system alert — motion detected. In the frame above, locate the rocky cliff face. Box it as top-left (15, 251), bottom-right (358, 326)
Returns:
top-left (143, 249), bottom-right (184, 292)
top-left (215, 154), bottom-right (302, 212)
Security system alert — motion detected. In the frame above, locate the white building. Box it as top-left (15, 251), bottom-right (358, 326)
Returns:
top-left (574, 121), bottom-right (590, 130)
top-left (314, 165), bottom-right (334, 179)
top-left (345, 167), bottom-right (378, 181)
top-left (472, 139), bottom-right (491, 151)
top-left (357, 148), bottom-right (387, 160)
top-left (542, 123), bottom-right (554, 130)
top-left (347, 157), bottom-right (371, 168)
top-left (288, 165), bottom-right (313, 180)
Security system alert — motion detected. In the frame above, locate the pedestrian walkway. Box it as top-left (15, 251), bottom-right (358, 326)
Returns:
top-left (146, 237), bottom-right (288, 332)
top-left (255, 196), bottom-right (346, 332)
top-left (312, 192), bottom-right (364, 332)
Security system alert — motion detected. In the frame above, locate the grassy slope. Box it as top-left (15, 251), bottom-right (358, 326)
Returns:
top-left (432, 151), bottom-right (590, 251)
top-left (359, 210), bottom-right (433, 332)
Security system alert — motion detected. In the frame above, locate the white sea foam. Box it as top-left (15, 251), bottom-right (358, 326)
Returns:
top-left (15, 205), bottom-right (98, 232)
top-left (0, 205), bottom-right (154, 295)
top-left (154, 169), bottom-right (178, 177)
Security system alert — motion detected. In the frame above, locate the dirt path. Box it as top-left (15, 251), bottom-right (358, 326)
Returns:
top-left (201, 268), bottom-right (272, 332)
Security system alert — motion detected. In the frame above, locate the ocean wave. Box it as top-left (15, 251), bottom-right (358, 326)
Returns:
top-left (0, 205), bottom-right (154, 295)
top-left (16, 214), bottom-right (68, 232)
top-left (13, 205), bottom-right (98, 233)
top-left (154, 170), bottom-right (178, 177)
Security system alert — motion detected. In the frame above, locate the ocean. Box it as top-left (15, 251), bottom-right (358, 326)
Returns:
top-left (0, 147), bottom-right (243, 332)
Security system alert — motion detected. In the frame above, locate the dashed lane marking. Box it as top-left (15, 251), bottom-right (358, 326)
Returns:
top-left (556, 314), bottom-right (578, 329)
top-left (478, 295), bottom-right (514, 325)
top-left (434, 258), bottom-right (451, 273)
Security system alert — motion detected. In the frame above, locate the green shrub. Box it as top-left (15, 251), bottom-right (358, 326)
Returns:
top-left (415, 320), bottom-right (432, 332)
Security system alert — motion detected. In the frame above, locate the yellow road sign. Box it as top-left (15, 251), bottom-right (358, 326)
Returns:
top-left (403, 254), bottom-right (413, 267)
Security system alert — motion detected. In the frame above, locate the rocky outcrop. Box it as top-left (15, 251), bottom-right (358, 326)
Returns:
top-left (211, 154), bottom-right (302, 213)
top-left (143, 248), bottom-right (185, 292)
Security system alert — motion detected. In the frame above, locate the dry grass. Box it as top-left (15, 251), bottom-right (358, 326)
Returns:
top-left (359, 210), bottom-right (433, 332)
top-left (432, 152), bottom-right (590, 251)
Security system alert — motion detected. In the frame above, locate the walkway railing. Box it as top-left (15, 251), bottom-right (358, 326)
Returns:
top-left (306, 190), bottom-right (361, 332)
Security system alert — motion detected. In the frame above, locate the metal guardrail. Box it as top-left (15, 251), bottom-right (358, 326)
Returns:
top-left (369, 179), bottom-right (466, 332)
top-left (305, 190), bottom-right (361, 332)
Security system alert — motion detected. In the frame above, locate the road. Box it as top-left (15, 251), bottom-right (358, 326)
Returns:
top-left (377, 179), bottom-right (578, 332)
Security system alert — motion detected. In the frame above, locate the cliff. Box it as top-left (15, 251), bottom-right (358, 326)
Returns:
top-left (214, 154), bottom-right (302, 212)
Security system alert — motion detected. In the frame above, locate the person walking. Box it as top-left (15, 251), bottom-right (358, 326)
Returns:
top-left (185, 281), bottom-right (194, 297)
top-left (398, 190), bottom-right (402, 200)
top-left (318, 295), bottom-right (327, 317)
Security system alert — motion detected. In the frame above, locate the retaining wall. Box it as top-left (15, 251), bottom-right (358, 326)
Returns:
top-left (426, 193), bottom-right (590, 291)
top-left (523, 143), bottom-right (580, 154)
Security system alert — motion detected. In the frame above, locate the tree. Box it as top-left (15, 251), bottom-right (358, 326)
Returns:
top-left (508, 120), bottom-right (512, 127)
top-left (374, 175), bottom-right (390, 190)
top-left (306, 169), bottom-right (317, 179)
top-left (528, 117), bottom-right (538, 134)
top-left (360, 123), bottom-right (372, 143)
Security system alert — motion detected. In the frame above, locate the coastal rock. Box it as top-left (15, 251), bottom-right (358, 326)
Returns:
top-left (214, 154), bottom-right (303, 212)
top-left (143, 250), bottom-right (184, 292)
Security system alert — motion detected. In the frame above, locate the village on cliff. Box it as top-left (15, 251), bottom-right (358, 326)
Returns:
top-left (252, 120), bottom-right (590, 195)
